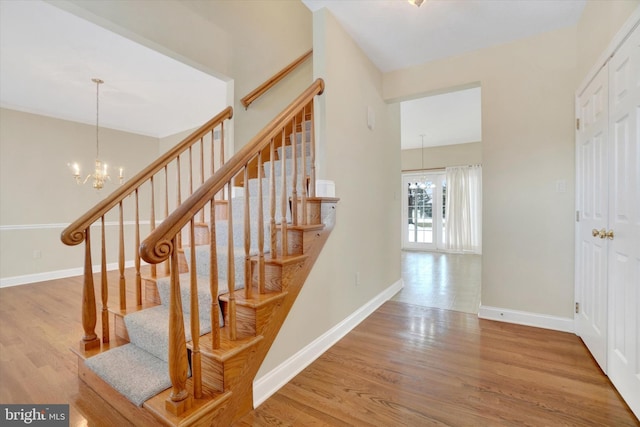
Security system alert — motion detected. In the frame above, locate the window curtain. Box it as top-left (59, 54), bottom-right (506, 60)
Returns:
top-left (444, 165), bottom-right (482, 254)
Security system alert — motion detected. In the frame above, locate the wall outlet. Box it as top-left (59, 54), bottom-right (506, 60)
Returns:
top-left (355, 272), bottom-right (361, 286)
top-left (33, 250), bottom-right (42, 259)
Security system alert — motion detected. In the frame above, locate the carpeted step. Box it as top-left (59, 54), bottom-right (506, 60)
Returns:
top-left (154, 272), bottom-right (222, 325)
top-left (182, 245), bottom-right (247, 288)
top-left (124, 305), bottom-right (211, 363)
top-left (84, 343), bottom-right (172, 407)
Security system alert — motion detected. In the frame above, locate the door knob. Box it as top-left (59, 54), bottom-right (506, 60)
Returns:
top-left (592, 228), bottom-right (607, 238)
top-left (605, 229), bottom-right (614, 240)
top-left (592, 228), bottom-right (600, 237)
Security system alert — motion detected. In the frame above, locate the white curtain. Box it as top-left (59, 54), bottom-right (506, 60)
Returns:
top-left (444, 165), bottom-right (482, 254)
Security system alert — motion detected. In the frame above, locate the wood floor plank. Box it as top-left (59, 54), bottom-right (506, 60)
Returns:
top-left (1, 266), bottom-right (638, 426)
top-left (242, 301), bottom-right (638, 426)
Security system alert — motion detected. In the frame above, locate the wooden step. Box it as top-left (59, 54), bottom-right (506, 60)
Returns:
top-left (188, 328), bottom-right (262, 402)
top-left (219, 287), bottom-right (288, 336)
top-left (252, 254), bottom-right (307, 292)
top-left (275, 223), bottom-right (324, 256)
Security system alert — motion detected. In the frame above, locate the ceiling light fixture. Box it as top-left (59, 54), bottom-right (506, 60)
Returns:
top-left (408, 0), bottom-right (424, 7)
top-left (69, 78), bottom-right (123, 190)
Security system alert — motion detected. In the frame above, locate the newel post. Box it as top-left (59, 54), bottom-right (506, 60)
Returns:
top-left (165, 236), bottom-right (192, 415)
top-left (81, 228), bottom-right (100, 351)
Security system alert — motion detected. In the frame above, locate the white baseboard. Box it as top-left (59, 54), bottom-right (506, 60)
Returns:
top-left (478, 305), bottom-right (574, 333)
top-left (252, 278), bottom-right (404, 407)
top-left (0, 260), bottom-right (143, 288)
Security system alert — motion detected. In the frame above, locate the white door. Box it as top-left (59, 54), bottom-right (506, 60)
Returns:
top-left (606, 23), bottom-right (639, 419)
top-left (402, 173), bottom-right (445, 251)
top-left (576, 63), bottom-right (610, 372)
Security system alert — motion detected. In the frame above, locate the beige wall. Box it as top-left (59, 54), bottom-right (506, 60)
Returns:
top-left (58, 0), bottom-right (313, 153)
top-left (258, 8), bottom-right (402, 377)
top-left (386, 27), bottom-right (578, 318)
top-left (0, 108), bottom-right (159, 279)
top-left (576, 0), bottom-right (640, 81)
top-left (401, 142), bottom-right (481, 171)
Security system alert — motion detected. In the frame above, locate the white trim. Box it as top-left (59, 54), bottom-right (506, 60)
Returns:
top-left (0, 259), bottom-right (144, 288)
top-left (252, 278), bottom-right (404, 408)
top-left (577, 6), bottom-right (640, 97)
top-left (478, 305), bottom-right (574, 334)
top-left (0, 220), bottom-right (153, 231)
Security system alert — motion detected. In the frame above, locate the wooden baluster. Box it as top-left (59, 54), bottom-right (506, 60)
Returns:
top-left (301, 107), bottom-right (308, 225)
top-left (150, 176), bottom-right (157, 278)
top-left (135, 188), bottom-right (142, 306)
top-left (210, 129), bottom-right (215, 175)
top-left (176, 157), bottom-right (182, 249)
top-left (280, 128), bottom-right (288, 257)
top-left (310, 101), bottom-right (316, 198)
top-left (189, 219), bottom-right (202, 398)
top-left (166, 236), bottom-right (191, 414)
top-left (227, 183), bottom-right (236, 341)
top-left (119, 201), bottom-right (126, 311)
top-left (188, 146), bottom-right (194, 200)
top-left (257, 151), bottom-right (265, 293)
top-left (101, 217), bottom-right (109, 343)
top-left (244, 166), bottom-right (252, 299)
top-left (164, 166), bottom-right (170, 275)
top-left (209, 197), bottom-right (220, 349)
top-left (199, 137), bottom-right (205, 222)
top-left (291, 116), bottom-right (298, 227)
top-left (269, 139), bottom-right (277, 258)
top-left (220, 123), bottom-right (225, 170)
top-left (220, 123), bottom-right (225, 201)
top-left (81, 228), bottom-right (99, 351)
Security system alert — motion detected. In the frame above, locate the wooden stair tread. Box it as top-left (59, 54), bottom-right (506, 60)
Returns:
top-left (143, 379), bottom-right (232, 426)
top-left (275, 223), bottom-right (324, 232)
top-left (109, 301), bottom-right (160, 317)
top-left (219, 287), bottom-right (288, 308)
top-left (261, 253), bottom-right (307, 266)
top-left (192, 329), bottom-right (263, 362)
top-left (70, 337), bottom-right (130, 360)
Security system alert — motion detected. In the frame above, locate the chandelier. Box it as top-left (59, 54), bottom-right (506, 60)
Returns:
top-left (69, 78), bottom-right (123, 190)
top-left (407, 0), bottom-right (424, 7)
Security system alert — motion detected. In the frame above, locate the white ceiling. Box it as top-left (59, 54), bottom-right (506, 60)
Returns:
top-left (1, 0), bottom-right (587, 148)
top-left (401, 86), bottom-right (481, 150)
top-left (0, 0), bottom-right (228, 139)
top-left (303, 0), bottom-right (586, 149)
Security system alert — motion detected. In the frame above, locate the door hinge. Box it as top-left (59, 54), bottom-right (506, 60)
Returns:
top-left (575, 302), bottom-right (580, 314)
top-left (576, 210), bottom-right (580, 222)
top-left (576, 118), bottom-right (580, 130)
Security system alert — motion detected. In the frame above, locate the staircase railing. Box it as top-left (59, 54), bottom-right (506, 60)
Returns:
top-left (240, 49), bottom-right (312, 109)
top-left (61, 106), bottom-right (233, 352)
top-left (140, 78), bottom-right (324, 414)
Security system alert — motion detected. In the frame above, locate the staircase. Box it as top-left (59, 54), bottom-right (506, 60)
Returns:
top-left (61, 79), bottom-right (336, 425)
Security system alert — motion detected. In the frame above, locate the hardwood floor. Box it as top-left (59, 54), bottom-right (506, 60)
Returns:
top-left (393, 251), bottom-right (481, 314)
top-left (240, 302), bottom-right (638, 426)
top-left (1, 269), bottom-right (637, 426)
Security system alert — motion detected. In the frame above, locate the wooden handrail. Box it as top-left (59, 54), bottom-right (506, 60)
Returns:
top-left (61, 107), bottom-right (233, 246)
top-left (140, 78), bottom-right (324, 265)
top-left (240, 49), bottom-right (312, 109)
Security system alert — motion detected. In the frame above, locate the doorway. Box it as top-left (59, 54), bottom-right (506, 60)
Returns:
top-left (402, 172), bottom-right (446, 250)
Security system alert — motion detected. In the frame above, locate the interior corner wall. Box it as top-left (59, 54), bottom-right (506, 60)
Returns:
top-left (401, 142), bottom-right (482, 171)
top-left (576, 0), bottom-right (640, 82)
top-left (58, 0), bottom-right (313, 155)
top-left (256, 7), bottom-right (402, 378)
top-left (384, 26), bottom-right (578, 319)
top-left (0, 108), bottom-right (159, 281)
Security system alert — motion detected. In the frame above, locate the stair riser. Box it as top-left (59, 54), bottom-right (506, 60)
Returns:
top-left (275, 228), bottom-right (322, 258)
top-left (294, 199), bottom-right (323, 225)
top-left (77, 358), bottom-right (163, 427)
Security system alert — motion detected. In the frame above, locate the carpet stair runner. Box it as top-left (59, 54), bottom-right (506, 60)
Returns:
top-left (84, 140), bottom-right (313, 408)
